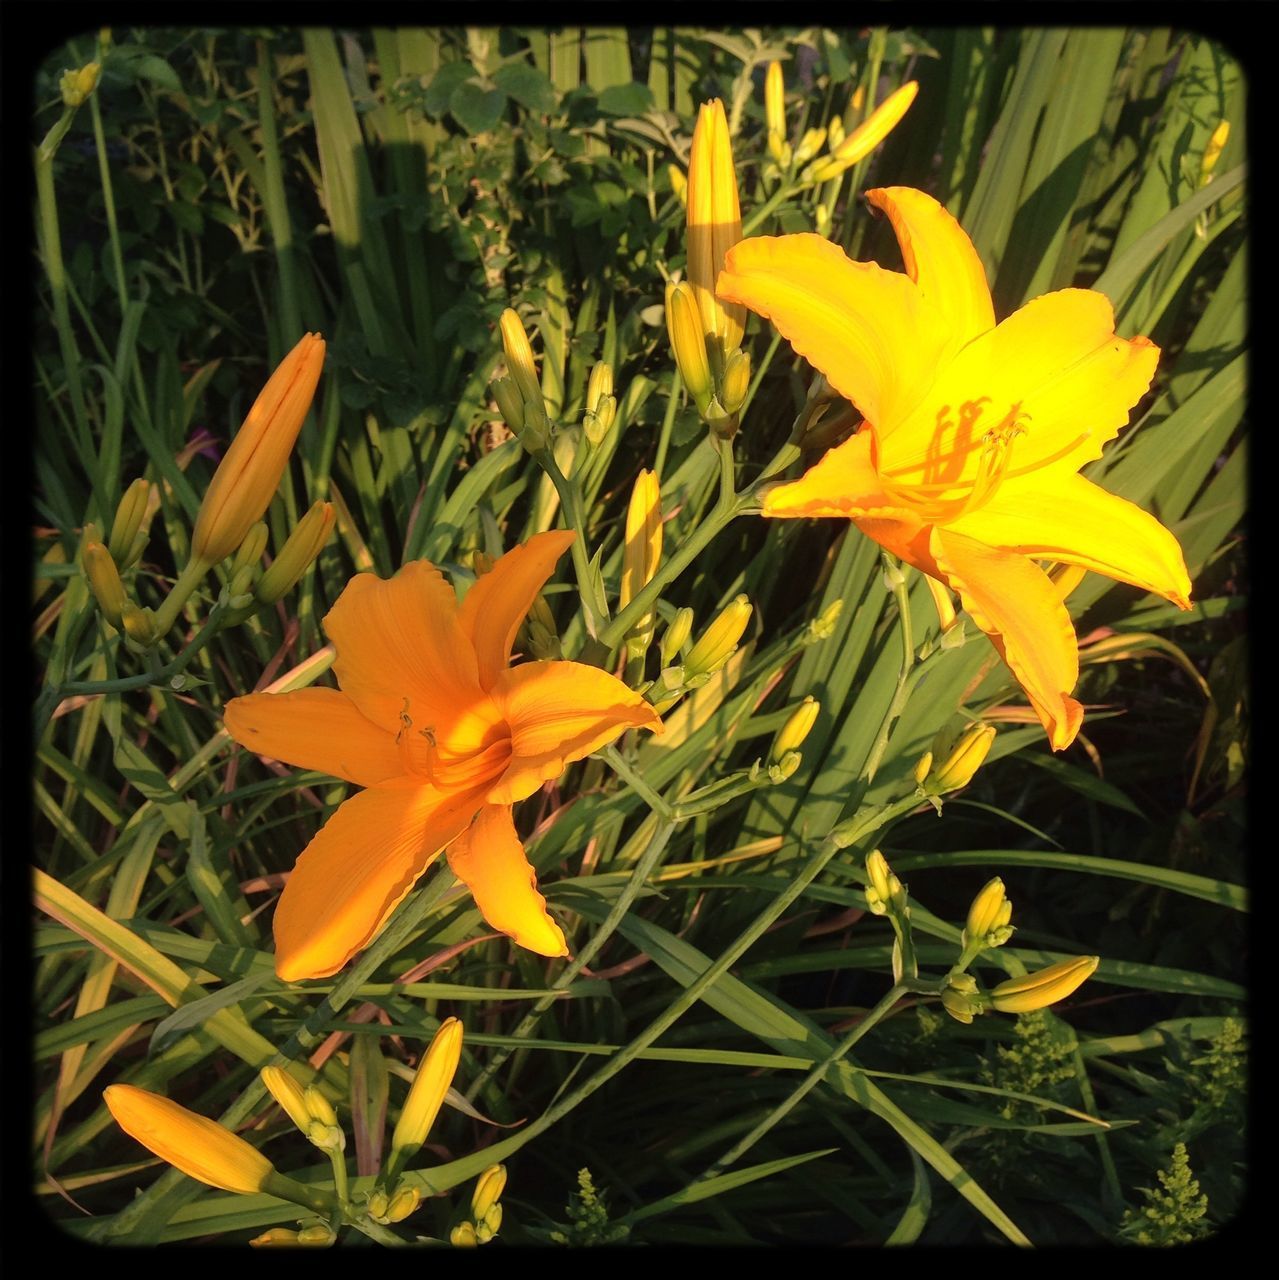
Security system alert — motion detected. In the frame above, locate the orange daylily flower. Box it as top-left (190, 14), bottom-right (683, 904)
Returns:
top-left (717, 186), bottom-right (1192, 750)
top-left (224, 531), bottom-right (660, 981)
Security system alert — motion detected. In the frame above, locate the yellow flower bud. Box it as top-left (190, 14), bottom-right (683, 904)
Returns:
top-left (60, 62), bottom-right (100, 107)
top-left (686, 99), bottom-right (745, 357)
top-left (472, 1163), bottom-right (507, 1221)
top-left (296, 1224), bottom-right (336, 1246)
top-left (932, 723), bottom-right (996, 793)
top-left (367, 1189), bottom-right (391, 1220)
top-left (304, 1085), bottom-right (338, 1128)
top-left (940, 983), bottom-right (977, 1025)
top-left (1200, 120), bottom-right (1230, 183)
top-left (809, 81), bottom-right (918, 183)
top-left (864, 849), bottom-right (893, 913)
top-left (925, 575), bottom-right (958, 633)
top-left (483, 1203), bottom-right (503, 1235)
top-left (256, 501), bottom-right (335, 604)
top-left (386, 1186), bottom-right (421, 1223)
top-left (772, 697), bottom-right (819, 762)
top-left (767, 131), bottom-right (793, 169)
top-left (260, 1065), bottom-right (312, 1134)
top-left (685, 594), bottom-right (751, 677)
top-left (82, 541), bottom-right (128, 629)
top-left (665, 281), bottom-right (713, 412)
top-left (499, 308), bottom-right (542, 411)
top-left (965, 877), bottom-right (1008, 947)
top-left (586, 361), bottom-right (614, 417)
top-left (231, 522), bottom-right (270, 579)
top-left (119, 603), bottom-right (155, 646)
top-left (191, 333), bottom-right (325, 565)
top-left (913, 751), bottom-right (934, 786)
top-left (621, 470), bottom-right (662, 655)
top-left (794, 126), bottom-right (828, 167)
top-left (104, 1084), bottom-right (276, 1195)
top-left (451, 1222), bottom-right (479, 1248)
top-left (668, 164), bottom-right (688, 207)
top-left (661, 607), bottom-right (694, 666)
top-left (990, 956), bottom-right (1099, 1014)
top-left (391, 1017), bottom-right (463, 1160)
top-left (720, 349), bottom-right (751, 416)
top-left (765, 62), bottom-right (785, 138)
top-left (250, 1228), bottom-right (301, 1247)
top-left (108, 478), bottom-right (152, 568)
top-left (827, 115), bottom-right (845, 152)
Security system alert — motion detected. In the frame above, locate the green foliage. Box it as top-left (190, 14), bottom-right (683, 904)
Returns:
top-left (547, 1168), bottom-right (630, 1246)
top-left (1119, 1143), bottom-right (1210, 1246)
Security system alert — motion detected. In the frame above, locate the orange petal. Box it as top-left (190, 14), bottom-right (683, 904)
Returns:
top-left (224, 687), bottom-right (402, 787)
top-left (717, 234), bottom-right (948, 432)
top-left (949, 471), bottom-right (1192, 608)
top-left (930, 527), bottom-right (1083, 751)
top-left (447, 804), bottom-right (568, 957)
top-left (882, 289), bottom-right (1159, 483)
top-left (485, 661), bottom-right (662, 805)
top-left (457, 531), bottom-right (576, 689)
top-left (866, 187), bottom-right (994, 360)
top-left (273, 776), bottom-right (488, 981)
top-left (324, 561), bottom-right (502, 763)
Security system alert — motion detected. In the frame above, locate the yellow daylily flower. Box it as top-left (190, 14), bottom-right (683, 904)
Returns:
top-left (716, 186), bottom-right (1192, 749)
top-left (224, 531), bottom-right (661, 980)
top-left (104, 1084), bottom-right (276, 1195)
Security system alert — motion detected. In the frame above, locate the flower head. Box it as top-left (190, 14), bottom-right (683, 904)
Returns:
top-left (224, 531), bottom-right (661, 980)
top-left (717, 186), bottom-right (1191, 749)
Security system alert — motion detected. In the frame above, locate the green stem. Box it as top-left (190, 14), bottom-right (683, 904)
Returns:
top-left (88, 92), bottom-right (129, 308)
top-left (742, 179), bottom-right (800, 236)
top-left (601, 746), bottom-right (676, 820)
top-left (465, 819), bottom-right (677, 1105)
top-left (698, 981), bottom-right (911, 1181)
top-left (860, 559), bottom-right (915, 784)
top-left (150, 557), bottom-right (211, 640)
top-left (540, 448), bottom-right (609, 637)
top-left (328, 1145), bottom-right (350, 1210)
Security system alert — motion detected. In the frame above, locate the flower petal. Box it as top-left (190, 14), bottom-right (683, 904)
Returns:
top-left (273, 776), bottom-right (488, 981)
top-left (324, 561), bottom-right (502, 764)
top-left (457, 531), bottom-right (576, 689)
top-left (717, 233), bottom-right (948, 432)
top-left (224, 687), bottom-right (402, 788)
top-left (447, 804), bottom-right (568, 957)
top-left (882, 289), bottom-right (1158, 482)
top-left (485, 661), bottom-right (662, 805)
top-left (930, 527), bottom-right (1083, 751)
top-left (866, 187), bottom-right (994, 358)
top-left (949, 471), bottom-right (1192, 608)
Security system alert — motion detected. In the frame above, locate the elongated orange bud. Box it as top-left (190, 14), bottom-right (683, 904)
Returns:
top-left (687, 100), bottom-right (745, 358)
top-left (808, 82), bottom-right (918, 181)
top-left (990, 955), bottom-right (1099, 1013)
top-left (390, 1018), bottom-right (463, 1165)
top-left (191, 334), bottom-right (325, 565)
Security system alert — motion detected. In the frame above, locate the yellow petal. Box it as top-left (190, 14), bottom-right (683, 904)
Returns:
top-left (224, 687), bottom-right (403, 787)
top-left (104, 1085), bottom-right (275, 1194)
top-left (324, 561), bottom-right (503, 767)
top-left (949, 471), bottom-right (1192, 608)
top-left (717, 234), bottom-right (948, 432)
top-left (457, 531), bottom-right (576, 689)
top-left (930, 527), bottom-right (1083, 751)
top-left (762, 429), bottom-right (917, 526)
top-left (447, 805), bottom-right (568, 957)
top-left (866, 187), bottom-right (994, 360)
top-left (273, 776), bottom-right (489, 981)
top-left (882, 289), bottom-right (1159, 483)
top-left (485, 661), bottom-right (662, 805)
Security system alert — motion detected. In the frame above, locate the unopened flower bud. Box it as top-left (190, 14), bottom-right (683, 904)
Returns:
top-left (386, 1185), bottom-right (421, 1223)
top-left (109, 478), bottom-right (152, 568)
top-left (120, 602), bottom-right (156, 646)
top-left (913, 751), bottom-right (934, 786)
top-left (685, 594), bottom-right (751, 677)
top-left (665, 281), bottom-right (713, 413)
top-left (367, 1189), bottom-right (390, 1221)
top-left (451, 1222), bottom-right (479, 1247)
top-left (472, 1164), bottom-right (507, 1221)
top-left (661, 607), bottom-right (694, 666)
top-left (765, 61), bottom-right (785, 138)
top-left (586, 361), bottom-right (614, 417)
top-left (1200, 120), bottom-right (1230, 184)
top-left (990, 956), bottom-right (1099, 1014)
top-left (303, 1085), bottom-right (338, 1128)
top-left (827, 115), bottom-right (845, 151)
top-left (687, 98), bottom-right (745, 357)
top-left (814, 203), bottom-right (831, 236)
top-left (864, 849), bottom-right (893, 915)
top-left (250, 1228), bottom-right (301, 1247)
top-left (256, 501), bottom-right (335, 604)
top-left (60, 62), bottom-right (100, 107)
top-left (231, 521), bottom-right (270, 578)
top-left (964, 878), bottom-right (1010, 950)
top-left (82, 541), bottom-right (127, 629)
top-left (296, 1223), bottom-right (336, 1246)
top-left (794, 126), bottom-right (827, 167)
top-left (829, 80), bottom-right (918, 168)
top-left (499, 308), bottom-right (542, 412)
top-left (668, 164), bottom-right (687, 207)
top-left (391, 1018), bottom-right (463, 1164)
top-left (806, 599), bottom-right (843, 642)
top-left (940, 982), bottom-right (980, 1025)
top-left (720, 349), bottom-right (751, 416)
top-left (491, 376), bottom-right (525, 431)
top-left (931, 724), bottom-right (996, 793)
top-left (768, 751), bottom-right (802, 784)
top-left (772, 697), bottom-right (819, 763)
top-left (768, 131), bottom-right (793, 168)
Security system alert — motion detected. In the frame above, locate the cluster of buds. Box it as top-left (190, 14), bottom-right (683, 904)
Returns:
top-left (962, 877), bottom-right (1015, 953)
top-left (940, 955), bottom-right (1101, 1025)
top-left (451, 1163), bottom-right (508, 1246)
top-left (59, 61), bottom-right (100, 108)
top-left (261, 1066), bottom-right (345, 1153)
top-left (914, 722), bottom-right (997, 809)
top-left (251, 1223), bottom-right (337, 1247)
top-left (493, 309), bottom-right (550, 453)
top-left (583, 360), bottom-right (617, 447)
top-left (80, 334), bottom-right (332, 649)
top-left (669, 99), bottom-right (750, 440)
top-left (646, 595), bottom-right (752, 712)
top-left (863, 849), bottom-right (916, 982)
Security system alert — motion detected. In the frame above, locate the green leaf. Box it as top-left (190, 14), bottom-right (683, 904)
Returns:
top-left (493, 61), bottom-right (557, 113)
top-left (423, 60), bottom-right (475, 115)
top-left (450, 81), bottom-right (507, 134)
top-left (598, 82), bottom-right (655, 116)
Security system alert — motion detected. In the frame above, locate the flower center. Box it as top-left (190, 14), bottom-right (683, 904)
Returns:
top-left (395, 698), bottom-right (512, 789)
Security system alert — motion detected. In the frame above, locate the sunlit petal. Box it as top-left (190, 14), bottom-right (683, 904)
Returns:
top-left (949, 471), bottom-right (1192, 608)
top-left (717, 234), bottom-right (948, 432)
top-left (447, 804), bottom-right (568, 957)
top-left (931, 528), bottom-right (1083, 751)
top-left (224, 687), bottom-right (402, 788)
top-left (458, 531), bottom-right (576, 689)
top-left (486, 661), bottom-right (662, 805)
top-left (273, 776), bottom-right (489, 981)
